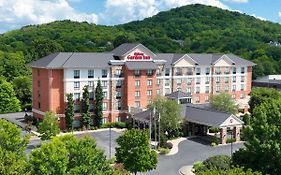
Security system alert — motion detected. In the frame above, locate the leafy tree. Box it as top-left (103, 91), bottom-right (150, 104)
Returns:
top-left (38, 111), bottom-right (60, 140)
top-left (233, 99), bottom-right (281, 174)
top-left (115, 129), bottom-right (158, 175)
top-left (203, 155), bottom-right (231, 172)
top-left (12, 76), bottom-right (32, 109)
top-left (65, 93), bottom-right (74, 130)
top-left (0, 78), bottom-right (21, 114)
top-left (82, 85), bottom-right (91, 129)
top-left (94, 80), bottom-right (103, 127)
top-left (196, 166), bottom-right (262, 175)
top-left (248, 87), bottom-right (281, 113)
top-left (31, 38), bottom-right (64, 60)
top-left (210, 93), bottom-right (238, 114)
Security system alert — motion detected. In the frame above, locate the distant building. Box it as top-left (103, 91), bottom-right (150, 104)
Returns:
top-left (29, 43), bottom-right (255, 129)
top-left (252, 75), bottom-right (281, 90)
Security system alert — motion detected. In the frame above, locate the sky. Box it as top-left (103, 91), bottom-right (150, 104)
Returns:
top-left (0, 0), bottom-right (280, 34)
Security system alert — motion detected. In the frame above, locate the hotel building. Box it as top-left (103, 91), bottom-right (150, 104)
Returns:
top-left (29, 43), bottom-right (255, 129)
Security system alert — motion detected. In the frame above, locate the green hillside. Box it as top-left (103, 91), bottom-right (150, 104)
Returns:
top-left (0, 4), bottom-right (281, 111)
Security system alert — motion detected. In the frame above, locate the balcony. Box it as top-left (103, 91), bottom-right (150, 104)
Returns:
top-left (215, 71), bottom-right (221, 75)
top-left (224, 71), bottom-right (230, 74)
top-left (116, 84), bottom-right (121, 88)
top-left (115, 73), bottom-right (123, 78)
top-left (186, 72), bottom-right (193, 76)
top-left (102, 74), bottom-right (107, 78)
top-left (116, 96), bottom-right (121, 99)
top-left (176, 72), bottom-right (183, 76)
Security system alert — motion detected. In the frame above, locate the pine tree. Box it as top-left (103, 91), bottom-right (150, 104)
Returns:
top-left (94, 80), bottom-right (103, 127)
top-left (82, 86), bottom-right (90, 129)
top-left (65, 93), bottom-right (74, 130)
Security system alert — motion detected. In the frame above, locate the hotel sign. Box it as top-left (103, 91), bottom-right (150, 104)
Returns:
top-left (127, 52), bottom-right (151, 60)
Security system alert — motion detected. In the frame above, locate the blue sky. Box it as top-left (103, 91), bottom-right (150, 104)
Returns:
top-left (0, 0), bottom-right (280, 33)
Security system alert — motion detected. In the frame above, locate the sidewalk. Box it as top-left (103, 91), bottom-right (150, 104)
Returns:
top-left (166, 137), bottom-right (186, 156)
top-left (179, 165), bottom-right (195, 175)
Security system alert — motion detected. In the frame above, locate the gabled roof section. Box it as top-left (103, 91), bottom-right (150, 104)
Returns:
top-left (28, 52), bottom-right (73, 68)
top-left (166, 90), bottom-right (191, 99)
top-left (172, 54), bottom-right (198, 65)
top-left (212, 54), bottom-right (235, 65)
top-left (226, 54), bottom-right (256, 66)
top-left (111, 43), bottom-right (156, 57)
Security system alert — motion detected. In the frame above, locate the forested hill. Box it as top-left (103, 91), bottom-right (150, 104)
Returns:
top-left (1, 4), bottom-right (281, 111)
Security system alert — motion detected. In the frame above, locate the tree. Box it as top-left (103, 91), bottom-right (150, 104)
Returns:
top-left (115, 129), bottom-right (158, 175)
top-left (210, 93), bottom-right (238, 114)
top-left (38, 111), bottom-right (60, 140)
top-left (82, 85), bottom-right (91, 129)
top-left (248, 87), bottom-right (281, 113)
top-left (233, 99), bottom-right (281, 175)
top-left (13, 76), bottom-right (32, 109)
top-left (94, 80), bottom-right (103, 127)
top-left (0, 78), bottom-right (21, 114)
top-left (65, 93), bottom-right (74, 130)
top-left (196, 167), bottom-right (262, 175)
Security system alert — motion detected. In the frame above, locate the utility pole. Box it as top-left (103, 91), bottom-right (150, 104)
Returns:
top-left (149, 109), bottom-right (152, 149)
top-left (109, 125), bottom-right (112, 159)
top-left (154, 108), bottom-right (157, 149)
top-left (158, 112), bottom-right (161, 149)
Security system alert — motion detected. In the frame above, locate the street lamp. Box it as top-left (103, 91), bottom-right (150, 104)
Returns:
top-left (229, 127), bottom-right (233, 157)
top-left (109, 125), bottom-right (112, 159)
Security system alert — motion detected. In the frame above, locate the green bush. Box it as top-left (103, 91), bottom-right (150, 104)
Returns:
top-left (159, 133), bottom-right (168, 147)
top-left (209, 127), bottom-right (220, 133)
top-left (115, 122), bottom-right (126, 128)
top-left (165, 142), bottom-right (173, 149)
top-left (226, 138), bottom-right (236, 143)
top-left (159, 148), bottom-right (170, 154)
top-left (193, 161), bottom-right (207, 173)
top-left (203, 155), bottom-right (231, 172)
top-left (210, 142), bottom-right (217, 147)
top-left (101, 122), bottom-right (114, 128)
top-left (212, 137), bottom-right (220, 145)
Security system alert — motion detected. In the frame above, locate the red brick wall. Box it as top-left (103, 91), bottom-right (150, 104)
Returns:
top-left (246, 66), bottom-right (252, 95)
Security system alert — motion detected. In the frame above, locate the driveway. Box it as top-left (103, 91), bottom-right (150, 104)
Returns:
top-left (143, 137), bottom-right (244, 175)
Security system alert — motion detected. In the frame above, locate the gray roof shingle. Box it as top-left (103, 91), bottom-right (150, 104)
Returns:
top-left (125, 61), bottom-right (157, 70)
top-left (166, 91), bottom-right (191, 99)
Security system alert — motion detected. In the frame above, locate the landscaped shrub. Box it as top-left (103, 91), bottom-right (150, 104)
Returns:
top-left (212, 137), bottom-right (220, 145)
top-left (101, 122), bottom-right (114, 128)
top-left (159, 133), bottom-right (168, 147)
top-left (202, 155), bottom-right (231, 172)
top-left (165, 142), bottom-right (173, 149)
top-left (115, 122), bottom-right (126, 128)
top-left (159, 148), bottom-right (170, 154)
top-left (209, 127), bottom-right (220, 133)
top-left (226, 138), bottom-right (236, 143)
top-left (193, 161), bottom-right (207, 173)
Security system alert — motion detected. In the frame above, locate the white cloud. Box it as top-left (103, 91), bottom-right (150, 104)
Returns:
top-left (0, 0), bottom-right (98, 33)
top-left (251, 14), bottom-right (266, 21)
top-left (224, 0), bottom-right (248, 3)
top-left (278, 12), bottom-right (281, 18)
top-left (158, 0), bottom-right (228, 10)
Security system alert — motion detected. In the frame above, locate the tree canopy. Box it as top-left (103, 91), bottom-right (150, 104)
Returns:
top-left (210, 93), bottom-right (238, 114)
top-left (38, 111), bottom-right (60, 140)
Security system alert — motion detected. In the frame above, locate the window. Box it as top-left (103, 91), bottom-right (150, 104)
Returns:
top-left (89, 92), bottom-right (94, 100)
top-left (196, 87), bottom-right (200, 94)
top-left (116, 101), bottom-right (122, 110)
top-left (240, 93), bottom-right (245, 99)
top-left (102, 81), bottom-right (107, 89)
top-left (216, 77), bottom-right (220, 83)
top-left (88, 70), bottom-right (94, 78)
top-left (147, 80), bottom-right (152, 87)
top-left (205, 67), bottom-right (210, 75)
top-left (241, 67), bottom-right (245, 74)
top-left (196, 67), bottom-right (201, 75)
top-left (38, 80), bottom-right (40, 87)
top-left (205, 86), bottom-right (210, 93)
top-left (232, 94), bottom-right (236, 99)
top-left (187, 87), bottom-right (191, 94)
top-left (102, 69), bottom-right (107, 78)
top-left (147, 90), bottom-right (152, 96)
top-left (215, 67), bottom-right (221, 74)
top-left (37, 69), bottom-right (40, 76)
top-left (157, 69), bottom-right (161, 76)
top-left (225, 85), bottom-right (229, 92)
top-left (176, 79), bottom-right (182, 85)
top-left (102, 102), bottom-right (107, 111)
top-left (74, 104), bottom-right (80, 113)
top-left (165, 88), bottom-right (170, 95)
top-left (115, 116), bottom-right (121, 122)
top-left (135, 91), bottom-right (140, 98)
top-left (88, 81), bottom-right (94, 87)
top-left (147, 69), bottom-right (153, 76)
top-left (205, 96), bottom-right (209, 102)
top-left (102, 118), bottom-right (107, 124)
top-left (134, 70), bottom-right (141, 76)
top-left (116, 91), bottom-right (121, 99)
top-left (205, 77), bottom-right (210, 84)
top-left (225, 77), bottom-right (229, 83)
top-left (232, 76), bottom-right (236, 83)
top-left (232, 67), bottom-right (236, 74)
top-left (135, 80), bottom-right (140, 88)
top-left (195, 96), bottom-right (200, 103)
top-left (196, 77), bottom-right (200, 84)
top-left (74, 70), bottom-right (80, 79)
top-left (241, 84), bottom-right (245, 91)
top-left (116, 80), bottom-right (122, 88)
top-left (37, 90), bottom-right (40, 98)
top-left (216, 85), bottom-right (220, 93)
top-left (165, 79), bottom-right (170, 86)
top-left (116, 69), bottom-right (123, 77)
top-left (165, 68), bottom-right (170, 76)
top-left (232, 85), bottom-right (236, 91)
top-left (74, 93), bottom-right (80, 101)
top-left (90, 104), bottom-right (94, 112)
top-left (74, 82), bottom-right (80, 89)
top-left (103, 91), bottom-right (108, 99)
top-left (176, 68), bottom-right (182, 76)
top-left (38, 102), bottom-right (41, 109)
top-left (241, 76), bottom-right (245, 82)
top-left (187, 78), bottom-right (192, 85)
top-left (157, 79), bottom-right (160, 86)
top-left (187, 68), bottom-right (193, 75)
top-left (135, 101), bottom-right (140, 108)
top-left (156, 89), bottom-right (161, 96)
top-left (224, 67), bottom-right (230, 74)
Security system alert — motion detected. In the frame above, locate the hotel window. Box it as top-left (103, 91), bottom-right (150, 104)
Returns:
top-left (147, 79), bottom-right (152, 87)
top-left (215, 67), bottom-right (221, 74)
top-left (103, 91), bottom-right (108, 99)
top-left (205, 96), bottom-right (209, 102)
top-left (74, 81), bottom-right (80, 89)
top-left (241, 84), bottom-right (245, 91)
top-left (241, 67), bottom-right (245, 74)
top-left (176, 68), bottom-right (182, 76)
top-left (205, 86), bottom-right (210, 93)
top-left (135, 80), bottom-right (140, 88)
top-left (176, 79), bottom-right (182, 85)
top-left (196, 87), bottom-right (200, 94)
top-left (165, 68), bottom-right (170, 76)
top-left (157, 79), bottom-right (161, 86)
top-left (156, 68), bottom-right (161, 76)
top-left (38, 102), bottom-right (41, 109)
top-left (224, 67), bottom-right (230, 74)
top-left (37, 69), bottom-right (40, 76)
top-left (147, 69), bottom-right (153, 76)
top-left (116, 101), bottom-right (122, 110)
top-left (225, 85), bottom-right (229, 92)
top-left (232, 76), bottom-right (236, 83)
top-left (102, 102), bottom-right (107, 111)
top-left (115, 116), bottom-right (121, 122)
top-left (135, 101), bottom-right (140, 108)
top-left (165, 88), bottom-right (170, 95)
top-left (205, 67), bottom-right (210, 75)
top-left (216, 85), bottom-right (220, 93)
top-left (116, 91), bottom-right (121, 99)
top-left (232, 67), bottom-right (236, 74)
top-left (116, 69), bottom-right (122, 77)
top-left (232, 94), bottom-right (236, 99)
top-left (216, 77), bottom-right (220, 83)
top-left (37, 90), bottom-right (40, 98)
top-left (134, 70), bottom-right (141, 76)
top-left (74, 70), bottom-right (80, 79)
top-left (135, 91), bottom-right (140, 98)
top-left (187, 67), bottom-right (193, 75)
top-left (88, 81), bottom-right (94, 87)
top-left (205, 77), bottom-right (210, 84)
top-left (89, 92), bottom-right (94, 100)
top-left (90, 104), bottom-right (94, 112)
top-left (116, 80), bottom-right (122, 88)
top-left (102, 81), bottom-right (107, 89)
top-left (187, 87), bottom-right (191, 94)
top-left (38, 80), bottom-right (40, 87)
top-left (240, 93), bottom-right (245, 99)
top-left (88, 70), bottom-right (94, 78)
top-left (74, 93), bottom-right (80, 101)
top-left (196, 77), bottom-right (200, 84)
top-left (196, 67), bottom-right (201, 75)
top-left (165, 79), bottom-right (170, 86)
top-left (232, 85), bottom-right (236, 91)
top-left (102, 69), bottom-right (107, 78)
top-left (156, 89), bottom-right (161, 96)
top-left (241, 76), bottom-right (245, 82)
top-left (187, 78), bottom-right (192, 85)
top-left (225, 77), bottom-right (229, 83)
top-left (195, 96), bottom-right (200, 103)
top-left (74, 104), bottom-right (80, 113)
top-left (147, 90), bottom-right (152, 96)
top-left (102, 118), bottom-right (107, 124)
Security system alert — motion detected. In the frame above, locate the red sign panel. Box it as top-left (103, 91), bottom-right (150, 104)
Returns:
top-left (127, 52), bottom-right (151, 60)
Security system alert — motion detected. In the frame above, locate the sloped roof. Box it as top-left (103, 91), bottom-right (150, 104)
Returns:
top-left (28, 52), bottom-right (73, 68)
top-left (111, 43), bottom-right (156, 58)
top-left (132, 109), bottom-right (152, 123)
top-left (166, 91), bottom-right (191, 99)
top-left (125, 61), bottom-right (157, 70)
